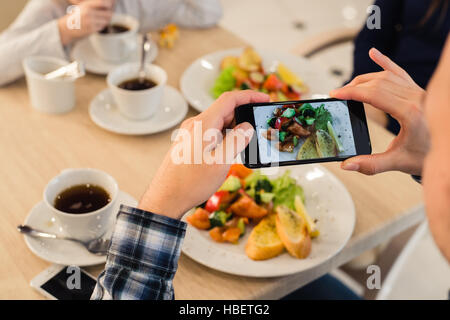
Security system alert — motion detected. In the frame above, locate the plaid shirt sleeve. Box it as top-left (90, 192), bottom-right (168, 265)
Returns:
top-left (91, 205), bottom-right (187, 300)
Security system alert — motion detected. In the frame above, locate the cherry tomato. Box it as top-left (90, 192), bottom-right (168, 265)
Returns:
top-left (263, 74), bottom-right (283, 91)
top-left (274, 117), bottom-right (290, 130)
top-left (205, 190), bottom-right (230, 213)
top-left (285, 91), bottom-right (300, 100)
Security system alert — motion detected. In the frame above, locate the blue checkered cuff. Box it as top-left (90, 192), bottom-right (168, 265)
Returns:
top-left (92, 205), bottom-right (186, 300)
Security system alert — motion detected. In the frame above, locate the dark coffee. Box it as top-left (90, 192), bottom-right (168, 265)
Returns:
top-left (99, 24), bottom-right (129, 34)
top-left (54, 184), bottom-right (111, 214)
top-left (118, 78), bottom-right (157, 91)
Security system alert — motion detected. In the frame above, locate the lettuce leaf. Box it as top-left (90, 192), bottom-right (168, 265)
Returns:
top-left (210, 66), bottom-right (236, 98)
top-left (245, 170), bottom-right (304, 209)
top-left (272, 171), bottom-right (304, 210)
top-left (314, 104), bottom-right (333, 131)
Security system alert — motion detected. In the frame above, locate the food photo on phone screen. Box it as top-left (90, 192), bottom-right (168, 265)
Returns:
top-left (253, 101), bottom-right (357, 164)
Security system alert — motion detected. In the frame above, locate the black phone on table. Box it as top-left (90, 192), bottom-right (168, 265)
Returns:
top-left (235, 98), bottom-right (371, 168)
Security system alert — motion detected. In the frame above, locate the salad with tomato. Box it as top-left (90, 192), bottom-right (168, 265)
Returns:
top-left (262, 102), bottom-right (344, 157)
top-left (187, 164), bottom-right (306, 244)
top-left (211, 47), bottom-right (309, 102)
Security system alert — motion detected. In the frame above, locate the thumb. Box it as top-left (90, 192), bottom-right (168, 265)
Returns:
top-left (215, 122), bottom-right (254, 164)
top-left (341, 152), bottom-right (396, 175)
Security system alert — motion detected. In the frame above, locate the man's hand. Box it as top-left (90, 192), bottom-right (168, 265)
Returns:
top-left (330, 48), bottom-right (429, 176)
top-left (58, 0), bottom-right (115, 45)
top-left (138, 91), bottom-right (269, 220)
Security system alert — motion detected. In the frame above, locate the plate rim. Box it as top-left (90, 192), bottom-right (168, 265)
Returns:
top-left (181, 164), bottom-right (355, 278)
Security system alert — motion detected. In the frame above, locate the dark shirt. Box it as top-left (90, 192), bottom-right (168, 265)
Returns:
top-left (350, 0), bottom-right (450, 134)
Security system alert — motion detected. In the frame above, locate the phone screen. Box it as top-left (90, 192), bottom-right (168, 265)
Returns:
top-left (236, 98), bottom-right (371, 168)
top-left (40, 266), bottom-right (97, 300)
top-left (254, 100), bottom-right (356, 164)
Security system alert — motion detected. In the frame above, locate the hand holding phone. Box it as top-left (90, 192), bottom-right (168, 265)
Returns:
top-left (235, 98), bottom-right (371, 168)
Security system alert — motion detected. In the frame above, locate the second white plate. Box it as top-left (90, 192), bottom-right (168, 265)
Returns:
top-left (180, 48), bottom-right (339, 113)
top-left (181, 164), bottom-right (355, 278)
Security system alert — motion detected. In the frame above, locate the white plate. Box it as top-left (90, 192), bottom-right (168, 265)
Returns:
top-left (180, 48), bottom-right (338, 112)
top-left (23, 191), bottom-right (137, 266)
top-left (71, 37), bottom-right (158, 75)
top-left (181, 164), bottom-right (355, 278)
top-left (89, 86), bottom-right (188, 135)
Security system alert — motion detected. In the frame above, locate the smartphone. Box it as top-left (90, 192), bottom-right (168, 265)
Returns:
top-left (235, 98), bottom-right (371, 168)
top-left (30, 264), bottom-right (97, 300)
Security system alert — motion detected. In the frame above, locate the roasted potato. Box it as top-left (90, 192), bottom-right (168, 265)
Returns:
top-left (238, 47), bottom-right (262, 72)
top-left (220, 56), bottom-right (239, 70)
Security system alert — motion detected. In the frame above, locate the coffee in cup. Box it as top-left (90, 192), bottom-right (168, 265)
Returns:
top-left (43, 168), bottom-right (119, 241)
top-left (54, 184), bottom-right (111, 214)
top-left (99, 24), bottom-right (130, 34)
top-left (107, 63), bottom-right (167, 120)
top-left (118, 78), bottom-right (157, 91)
top-left (89, 14), bottom-right (139, 62)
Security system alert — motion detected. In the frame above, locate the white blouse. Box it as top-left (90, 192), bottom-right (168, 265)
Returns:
top-left (0, 0), bottom-right (222, 86)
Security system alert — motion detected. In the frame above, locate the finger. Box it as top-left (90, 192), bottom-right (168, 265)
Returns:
top-left (345, 72), bottom-right (378, 87)
top-left (92, 21), bottom-right (109, 32)
top-left (341, 152), bottom-right (396, 175)
top-left (87, 0), bottom-right (115, 10)
top-left (93, 9), bottom-right (113, 19)
top-left (91, 15), bottom-right (111, 24)
top-left (204, 90), bottom-right (269, 129)
top-left (211, 90), bottom-right (269, 119)
top-left (213, 122), bottom-right (254, 164)
top-left (90, 14), bottom-right (111, 26)
top-left (91, 14), bottom-right (112, 27)
top-left (369, 48), bottom-right (414, 82)
top-left (330, 84), bottom-right (406, 120)
top-left (346, 71), bottom-right (406, 87)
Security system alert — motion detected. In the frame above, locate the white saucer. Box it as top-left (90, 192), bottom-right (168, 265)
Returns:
top-left (89, 86), bottom-right (188, 135)
top-left (71, 36), bottom-right (158, 75)
top-left (23, 191), bottom-right (138, 266)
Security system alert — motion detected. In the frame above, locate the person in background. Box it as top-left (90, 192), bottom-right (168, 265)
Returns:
top-left (0, 0), bottom-right (222, 86)
top-left (92, 36), bottom-right (449, 299)
top-left (331, 38), bottom-right (450, 261)
top-left (350, 0), bottom-right (449, 134)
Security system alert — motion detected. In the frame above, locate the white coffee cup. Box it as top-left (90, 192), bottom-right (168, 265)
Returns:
top-left (23, 56), bottom-right (76, 114)
top-left (107, 63), bottom-right (167, 120)
top-left (43, 168), bottom-right (119, 242)
top-left (89, 14), bottom-right (139, 62)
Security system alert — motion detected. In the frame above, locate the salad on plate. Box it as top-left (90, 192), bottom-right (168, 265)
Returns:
top-left (187, 164), bottom-right (319, 260)
top-left (210, 47), bottom-right (309, 102)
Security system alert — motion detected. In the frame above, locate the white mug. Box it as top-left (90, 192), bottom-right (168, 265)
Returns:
top-left (23, 56), bottom-right (76, 114)
top-left (107, 63), bottom-right (167, 120)
top-left (89, 14), bottom-right (139, 62)
top-left (43, 168), bottom-right (119, 242)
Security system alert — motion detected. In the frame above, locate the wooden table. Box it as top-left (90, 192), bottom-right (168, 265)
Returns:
top-left (0, 27), bottom-right (424, 299)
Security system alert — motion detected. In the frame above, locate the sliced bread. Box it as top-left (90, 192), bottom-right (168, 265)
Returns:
top-left (245, 214), bottom-right (284, 260)
top-left (275, 206), bottom-right (311, 259)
